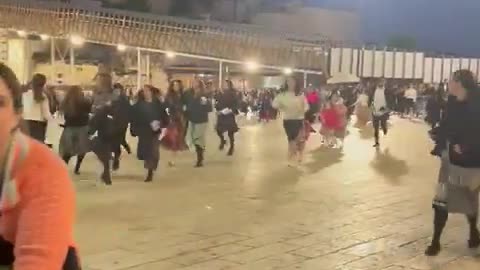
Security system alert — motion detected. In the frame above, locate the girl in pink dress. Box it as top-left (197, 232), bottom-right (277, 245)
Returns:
top-left (320, 101), bottom-right (340, 147)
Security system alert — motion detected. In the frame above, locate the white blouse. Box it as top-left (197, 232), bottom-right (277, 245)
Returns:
top-left (272, 92), bottom-right (309, 120)
top-left (22, 90), bottom-right (52, 122)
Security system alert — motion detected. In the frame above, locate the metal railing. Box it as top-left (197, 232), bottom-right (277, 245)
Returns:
top-left (0, 0), bottom-right (340, 71)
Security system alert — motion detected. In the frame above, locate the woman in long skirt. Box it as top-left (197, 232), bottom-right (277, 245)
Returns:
top-left (162, 80), bottom-right (187, 166)
top-left (131, 85), bottom-right (169, 182)
top-left (272, 76), bottom-right (309, 166)
top-left (215, 80), bottom-right (239, 156)
top-left (59, 86), bottom-right (92, 175)
top-left (425, 70), bottom-right (480, 256)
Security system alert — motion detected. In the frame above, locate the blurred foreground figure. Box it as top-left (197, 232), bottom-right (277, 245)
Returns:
top-left (0, 63), bottom-right (80, 269)
top-left (426, 70), bottom-right (480, 256)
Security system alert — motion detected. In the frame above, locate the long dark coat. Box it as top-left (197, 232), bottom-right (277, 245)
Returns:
top-left (130, 99), bottom-right (169, 162)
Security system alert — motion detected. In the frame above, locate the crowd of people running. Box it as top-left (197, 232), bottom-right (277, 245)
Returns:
top-left (1, 59), bottom-right (480, 269)
top-left (17, 70), bottom-right (461, 181)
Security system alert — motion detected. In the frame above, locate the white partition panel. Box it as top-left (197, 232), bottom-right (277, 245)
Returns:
top-left (404, 52), bottom-right (415, 78)
top-left (423, 57), bottom-right (433, 83)
top-left (373, 50), bottom-right (384, 77)
top-left (362, 49), bottom-right (374, 77)
top-left (329, 48), bottom-right (342, 75)
top-left (469, 59), bottom-right (478, 77)
top-left (461, 58), bottom-right (470, 70)
top-left (442, 58), bottom-right (452, 81)
top-left (340, 48), bottom-right (353, 74)
top-left (394, 51), bottom-right (404, 78)
top-left (352, 49), bottom-right (359, 76)
top-left (414, 52), bottom-right (424, 79)
top-left (452, 58), bottom-right (461, 72)
top-left (433, 58), bottom-right (443, 83)
top-left (384, 51), bottom-right (394, 78)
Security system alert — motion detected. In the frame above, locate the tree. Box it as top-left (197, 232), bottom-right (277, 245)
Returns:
top-left (387, 35), bottom-right (417, 50)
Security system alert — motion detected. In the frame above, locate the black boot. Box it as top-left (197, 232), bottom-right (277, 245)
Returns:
top-left (112, 158), bottom-right (120, 171)
top-left (74, 154), bottom-right (85, 175)
top-left (227, 145), bottom-right (234, 156)
top-left (101, 171), bottom-right (112, 186)
top-left (218, 130), bottom-right (226, 150)
top-left (144, 169), bottom-right (154, 182)
top-left (195, 145), bottom-right (204, 168)
top-left (425, 207), bottom-right (448, 256)
top-left (227, 132), bottom-right (235, 156)
top-left (219, 140), bottom-right (226, 151)
top-left (468, 214), bottom-right (480, 249)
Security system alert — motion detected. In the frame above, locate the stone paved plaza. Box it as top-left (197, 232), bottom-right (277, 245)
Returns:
top-left (60, 117), bottom-right (480, 270)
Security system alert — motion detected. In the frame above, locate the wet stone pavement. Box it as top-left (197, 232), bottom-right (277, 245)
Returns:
top-left (57, 117), bottom-right (480, 269)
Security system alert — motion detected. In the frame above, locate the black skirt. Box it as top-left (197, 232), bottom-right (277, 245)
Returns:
top-left (25, 120), bottom-right (47, 143)
top-left (216, 114), bottom-right (239, 133)
top-left (283, 119), bottom-right (304, 142)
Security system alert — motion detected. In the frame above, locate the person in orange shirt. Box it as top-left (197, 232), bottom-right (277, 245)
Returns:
top-left (0, 63), bottom-right (80, 269)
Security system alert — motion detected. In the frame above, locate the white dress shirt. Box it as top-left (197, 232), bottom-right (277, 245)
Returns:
top-left (373, 87), bottom-right (387, 116)
top-left (22, 90), bottom-right (52, 122)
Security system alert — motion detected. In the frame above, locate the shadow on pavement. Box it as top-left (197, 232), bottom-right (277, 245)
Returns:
top-left (370, 148), bottom-right (409, 183)
top-left (358, 126), bottom-right (375, 140)
top-left (305, 146), bottom-right (344, 174)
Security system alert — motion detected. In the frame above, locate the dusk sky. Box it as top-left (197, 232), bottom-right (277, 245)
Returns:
top-left (305, 0), bottom-right (480, 56)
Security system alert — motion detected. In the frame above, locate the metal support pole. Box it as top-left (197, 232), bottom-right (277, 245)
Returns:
top-left (70, 46), bottom-right (75, 83)
top-left (50, 38), bottom-right (55, 84)
top-left (137, 48), bottom-right (142, 90)
top-left (303, 72), bottom-right (308, 88)
top-left (146, 53), bottom-right (151, 84)
top-left (218, 61), bottom-right (223, 90)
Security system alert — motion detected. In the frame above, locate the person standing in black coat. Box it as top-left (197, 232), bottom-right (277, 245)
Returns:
top-left (215, 80), bottom-right (239, 156)
top-left (426, 69), bottom-right (480, 256)
top-left (130, 85), bottom-right (169, 182)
